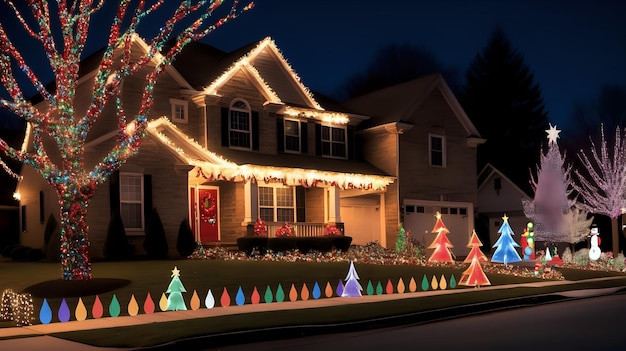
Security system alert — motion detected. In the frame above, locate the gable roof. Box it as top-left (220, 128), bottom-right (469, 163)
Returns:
top-left (477, 163), bottom-right (532, 198)
top-left (147, 117), bottom-right (394, 190)
top-left (342, 74), bottom-right (481, 138)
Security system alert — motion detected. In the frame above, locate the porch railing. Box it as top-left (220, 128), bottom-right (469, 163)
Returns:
top-left (266, 222), bottom-right (326, 238)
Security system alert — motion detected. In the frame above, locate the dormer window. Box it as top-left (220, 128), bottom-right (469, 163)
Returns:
top-left (169, 98), bottom-right (188, 124)
top-left (229, 99), bottom-right (251, 149)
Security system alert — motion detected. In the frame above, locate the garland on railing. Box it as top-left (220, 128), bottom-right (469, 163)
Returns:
top-left (324, 224), bottom-right (342, 236)
top-left (254, 217), bottom-right (267, 237)
top-left (275, 223), bottom-right (294, 237)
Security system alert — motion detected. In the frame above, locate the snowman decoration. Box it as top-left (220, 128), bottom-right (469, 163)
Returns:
top-left (589, 226), bottom-right (601, 261)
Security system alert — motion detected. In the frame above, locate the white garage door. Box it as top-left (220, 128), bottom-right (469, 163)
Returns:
top-left (341, 196), bottom-right (381, 246)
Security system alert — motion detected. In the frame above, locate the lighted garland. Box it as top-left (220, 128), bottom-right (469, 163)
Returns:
top-left (0, 1), bottom-right (253, 280)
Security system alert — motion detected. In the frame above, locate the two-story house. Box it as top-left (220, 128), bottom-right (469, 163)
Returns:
top-left (344, 75), bottom-right (484, 255)
top-left (15, 36), bottom-right (394, 258)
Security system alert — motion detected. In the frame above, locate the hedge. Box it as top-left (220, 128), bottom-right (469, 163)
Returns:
top-left (237, 236), bottom-right (352, 255)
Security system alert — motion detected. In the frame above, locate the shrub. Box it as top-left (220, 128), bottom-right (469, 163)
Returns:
top-left (573, 248), bottom-right (589, 266)
top-left (176, 218), bottom-right (196, 257)
top-left (26, 248), bottom-right (44, 262)
top-left (45, 227), bottom-right (61, 262)
top-left (615, 252), bottom-right (625, 271)
top-left (331, 236), bottom-right (352, 252)
top-left (143, 208), bottom-right (168, 259)
top-left (267, 237), bottom-right (297, 252)
top-left (296, 237), bottom-right (315, 254)
top-left (103, 209), bottom-right (134, 260)
top-left (10, 246), bottom-right (30, 261)
top-left (1, 244), bottom-right (20, 258)
top-left (236, 237), bottom-right (268, 255)
top-left (562, 247), bottom-right (573, 264)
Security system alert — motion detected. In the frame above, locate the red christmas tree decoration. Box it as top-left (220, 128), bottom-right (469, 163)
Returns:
top-left (463, 230), bottom-right (488, 263)
top-left (460, 228), bottom-right (491, 288)
top-left (428, 212), bottom-right (455, 263)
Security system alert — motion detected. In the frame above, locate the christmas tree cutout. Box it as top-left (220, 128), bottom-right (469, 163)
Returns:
top-left (428, 212), bottom-right (455, 262)
top-left (166, 266), bottom-right (187, 311)
top-left (460, 229), bottom-right (491, 288)
top-left (463, 230), bottom-right (488, 263)
top-left (491, 215), bottom-right (522, 266)
top-left (341, 261), bottom-right (362, 297)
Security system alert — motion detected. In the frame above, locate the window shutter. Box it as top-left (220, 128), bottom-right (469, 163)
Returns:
top-left (315, 123), bottom-right (321, 156)
top-left (301, 121), bottom-right (308, 154)
top-left (109, 171), bottom-right (120, 216)
top-left (252, 111), bottom-right (259, 150)
top-left (347, 126), bottom-right (355, 160)
top-left (296, 186), bottom-right (306, 222)
top-left (276, 117), bottom-right (284, 152)
top-left (143, 174), bottom-right (153, 227)
top-left (221, 107), bottom-right (229, 147)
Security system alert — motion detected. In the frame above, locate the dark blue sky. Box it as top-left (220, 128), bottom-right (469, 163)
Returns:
top-left (1, 0), bottom-right (624, 134)
top-left (201, 0), bottom-right (625, 133)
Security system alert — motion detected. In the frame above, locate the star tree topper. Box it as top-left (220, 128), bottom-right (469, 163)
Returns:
top-left (546, 123), bottom-right (561, 145)
top-left (171, 266), bottom-right (181, 278)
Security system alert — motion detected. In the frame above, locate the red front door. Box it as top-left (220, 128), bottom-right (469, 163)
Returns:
top-left (190, 186), bottom-right (220, 242)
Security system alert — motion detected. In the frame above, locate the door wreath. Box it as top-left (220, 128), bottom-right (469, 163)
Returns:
top-left (200, 192), bottom-right (217, 224)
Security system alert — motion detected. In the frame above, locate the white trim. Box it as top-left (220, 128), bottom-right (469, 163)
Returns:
top-left (428, 133), bottom-right (446, 167)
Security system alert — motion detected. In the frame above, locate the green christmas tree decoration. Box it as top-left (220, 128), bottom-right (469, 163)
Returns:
top-left (166, 266), bottom-right (187, 311)
top-left (395, 223), bottom-right (407, 252)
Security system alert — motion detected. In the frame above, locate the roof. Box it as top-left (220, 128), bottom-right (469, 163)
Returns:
top-left (477, 163), bottom-right (532, 198)
top-left (147, 117), bottom-right (394, 191)
top-left (343, 74), bottom-right (481, 137)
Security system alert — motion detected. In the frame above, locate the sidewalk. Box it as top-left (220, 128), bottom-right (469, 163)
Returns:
top-left (1, 276), bottom-right (624, 351)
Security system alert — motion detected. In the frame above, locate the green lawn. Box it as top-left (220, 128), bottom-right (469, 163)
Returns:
top-left (1, 257), bottom-right (625, 348)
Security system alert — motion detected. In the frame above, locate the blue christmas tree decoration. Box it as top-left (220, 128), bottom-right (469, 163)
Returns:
top-left (341, 261), bottom-right (362, 297)
top-left (491, 214), bottom-right (522, 266)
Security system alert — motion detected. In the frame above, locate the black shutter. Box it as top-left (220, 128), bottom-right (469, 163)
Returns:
top-left (276, 117), bottom-right (284, 152)
top-left (143, 174), bottom-right (152, 228)
top-left (347, 126), bottom-right (355, 160)
top-left (300, 121), bottom-right (308, 154)
top-left (109, 171), bottom-right (120, 216)
top-left (315, 123), bottom-right (322, 156)
top-left (221, 107), bottom-right (229, 147)
top-left (296, 186), bottom-right (306, 222)
top-left (252, 111), bottom-right (259, 150)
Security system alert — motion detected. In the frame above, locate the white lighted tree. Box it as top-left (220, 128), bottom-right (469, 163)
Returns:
top-left (572, 125), bottom-right (626, 255)
top-left (0, 1), bottom-right (253, 280)
top-left (522, 124), bottom-right (575, 243)
top-left (564, 206), bottom-right (594, 248)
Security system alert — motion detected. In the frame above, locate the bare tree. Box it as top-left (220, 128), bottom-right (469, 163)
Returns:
top-left (572, 125), bottom-right (626, 255)
top-left (564, 206), bottom-right (594, 249)
top-left (0, 1), bottom-right (253, 280)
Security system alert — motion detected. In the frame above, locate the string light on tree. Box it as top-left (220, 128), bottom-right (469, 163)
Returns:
top-left (0, 1), bottom-right (254, 280)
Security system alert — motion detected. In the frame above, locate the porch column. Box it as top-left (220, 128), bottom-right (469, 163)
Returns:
top-left (327, 186), bottom-right (341, 223)
top-left (243, 181), bottom-right (258, 223)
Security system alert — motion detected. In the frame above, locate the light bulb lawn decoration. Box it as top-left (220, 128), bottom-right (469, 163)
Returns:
top-left (491, 214), bottom-right (522, 267)
top-left (0, 1), bottom-right (254, 280)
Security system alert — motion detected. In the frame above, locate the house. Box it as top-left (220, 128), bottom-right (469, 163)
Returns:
top-left (476, 163), bottom-right (532, 247)
top-left (343, 74), bottom-right (484, 256)
top-left (14, 36), bottom-right (395, 259)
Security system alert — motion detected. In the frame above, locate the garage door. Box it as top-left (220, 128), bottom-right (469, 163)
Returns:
top-left (341, 196), bottom-right (381, 246)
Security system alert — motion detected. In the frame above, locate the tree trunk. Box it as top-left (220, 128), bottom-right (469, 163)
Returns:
top-left (612, 217), bottom-right (620, 256)
top-left (58, 186), bottom-right (94, 280)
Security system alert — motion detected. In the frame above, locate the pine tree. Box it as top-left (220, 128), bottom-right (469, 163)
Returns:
top-left (428, 212), bottom-right (455, 263)
top-left (461, 27), bottom-right (549, 185)
top-left (522, 124), bottom-right (575, 243)
top-left (491, 215), bottom-right (522, 266)
top-left (341, 261), bottom-right (362, 297)
top-left (166, 266), bottom-right (187, 311)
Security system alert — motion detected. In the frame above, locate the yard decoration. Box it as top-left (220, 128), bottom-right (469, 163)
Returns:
top-left (312, 282), bottom-right (322, 299)
top-left (376, 281), bottom-right (383, 295)
top-left (325, 282), bottom-right (334, 298)
top-left (521, 222), bottom-right (536, 260)
top-left (92, 296), bottom-right (104, 318)
top-left (1, 289), bottom-right (34, 326)
top-left (254, 217), bottom-right (268, 236)
top-left (449, 275), bottom-right (457, 288)
top-left (221, 287), bottom-right (231, 306)
top-left (289, 284), bottom-right (298, 302)
top-left (205, 289), bottom-right (215, 309)
top-left (236, 287), bottom-right (245, 306)
top-left (159, 293), bottom-right (168, 311)
top-left (0, 0), bottom-right (254, 281)
top-left (264, 286), bottom-right (273, 303)
top-left (76, 298), bottom-right (87, 321)
top-left (397, 278), bottom-right (405, 293)
top-left (40, 298), bottom-right (52, 324)
top-left (144, 292), bottom-right (155, 314)
top-left (251, 287), bottom-right (260, 304)
top-left (166, 266), bottom-right (187, 311)
top-left (395, 223), bottom-right (407, 252)
top-left (59, 298), bottom-right (70, 322)
top-left (409, 277), bottom-right (417, 292)
top-left (589, 226), bottom-right (602, 261)
top-left (439, 275), bottom-right (447, 290)
top-left (109, 295), bottom-right (121, 317)
top-left (464, 230), bottom-right (488, 263)
top-left (491, 214), bottom-right (522, 266)
top-left (276, 284), bottom-right (285, 302)
top-left (431, 276), bottom-right (438, 290)
top-left (459, 256), bottom-right (491, 288)
top-left (190, 290), bottom-right (201, 310)
top-left (386, 279), bottom-right (393, 294)
top-left (301, 284), bottom-right (310, 301)
top-left (336, 279), bottom-right (344, 296)
top-left (366, 281), bottom-right (374, 295)
top-left (421, 275), bottom-right (429, 291)
top-left (341, 261), bottom-right (363, 297)
top-left (428, 212), bottom-right (455, 263)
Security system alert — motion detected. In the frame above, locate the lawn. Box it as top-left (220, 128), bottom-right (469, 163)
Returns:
top-left (1, 251), bottom-right (626, 348)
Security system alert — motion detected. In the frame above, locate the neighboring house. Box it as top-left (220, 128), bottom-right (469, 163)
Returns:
top-left (343, 74), bottom-right (484, 256)
top-left (476, 163), bottom-right (532, 247)
top-left (14, 36), bottom-right (395, 258)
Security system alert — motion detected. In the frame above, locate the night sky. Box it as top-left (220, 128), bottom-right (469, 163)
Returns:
top-left (1, 0), bottom-right (624, 135)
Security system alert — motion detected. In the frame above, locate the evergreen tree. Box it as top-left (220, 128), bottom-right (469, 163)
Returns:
top-left (103, 209), bottom-right (133, 260)
top-left (491, 214), bottom-right (522, 266)
top-left (166, 266), bottom-right (187, 311)
top-left (522, 124), bottom-right (575, 243)
top-left (395, 223), bottom-right (407, 253)
top-left (176, 218), bottom-right (196, 257)
top-left (144, 208), bottom-right (169, 259)
top-left (461, 27), bottom-right (549, 183)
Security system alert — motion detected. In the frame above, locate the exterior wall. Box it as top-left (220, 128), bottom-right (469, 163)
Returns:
top-left (205, 181), bottom-right (246, 244)
top-left (16, 165), bottom-right (58, 250)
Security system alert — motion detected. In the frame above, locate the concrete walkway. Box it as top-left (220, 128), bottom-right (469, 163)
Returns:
top-left (1, 276), bottom-right (624, 351)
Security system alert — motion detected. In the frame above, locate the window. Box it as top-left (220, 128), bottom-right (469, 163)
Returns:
top-left (284, 119), bottom-right (301, 153)
top-left (429, 133), bottom-right (445, 167)
top-left (321, 125), bottom-right (346, 158)
top-left (259, 186), bottom-right (295, 223)
top-left (169, 98), bottom-right (188, 123)
top-left (229, 99), bottom-right (251, 149)
top-left (120, 173), bottom-right (144, 230)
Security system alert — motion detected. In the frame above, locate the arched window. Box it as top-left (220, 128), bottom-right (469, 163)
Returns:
top-left (229, 99), bottom-right (251, 149)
